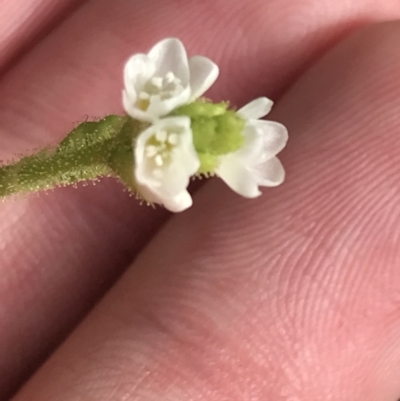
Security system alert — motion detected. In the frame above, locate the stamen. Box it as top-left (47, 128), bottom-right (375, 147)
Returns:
top-left (167, 133), bottom-right (179, 145)
top-left (145, 145), bottom-right (158, 157)
top-left (137, 98), bottom-right (150, 110)
top-left (165, 71), bottom-right (175, 83)
top-left (139, 71), bottom-right (185, 110)
top-left (154, 154), bottom-right (164, 166)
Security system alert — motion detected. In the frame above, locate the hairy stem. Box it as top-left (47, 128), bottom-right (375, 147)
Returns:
top-left (0, 116), bottom-right (146, 198)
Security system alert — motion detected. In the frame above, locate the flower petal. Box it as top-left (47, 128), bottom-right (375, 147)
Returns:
top-left (188, 55), bottom-right (219, 99)
top-left (146, 86), bottom-right (191, 119)
top-left (238, 97), bottom-right (273, 120)
top-left (234, 121), bottom-right (266, 166)
top-left (252, 156), bottom-right (285, 187)
top-left (163, 190), bottom-right (193, 212)
top-left (135, 182), bottom-right (192, 212)
top-left (216, 154), bottom-right (261, 198)
top-left (148, 38), bottom-right (190, 85)
top-left (123, 54), bottom-right (155, 98)
top-left (249, 120), bottom-right (288, 161)
top-left (122, 90), bottom-right (152, 122)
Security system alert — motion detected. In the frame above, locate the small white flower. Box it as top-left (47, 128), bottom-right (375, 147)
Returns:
top-left (215, 97), bottom-right (288, 198)
top-left (123, 38), bottom-right (219, 122)
top-left (134, 116), bottom-right (200, 212)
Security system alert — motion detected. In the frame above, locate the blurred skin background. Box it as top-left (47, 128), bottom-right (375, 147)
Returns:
top-left (1, 0), bottom-right (400, 400)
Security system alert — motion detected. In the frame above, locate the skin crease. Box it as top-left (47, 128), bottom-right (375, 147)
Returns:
top-left (0, 0), bottom-right (400, 400)
top-left (0, 0), bottom-right (83, 72)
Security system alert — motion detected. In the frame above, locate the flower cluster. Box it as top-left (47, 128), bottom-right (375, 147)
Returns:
top-left (123, 38), bottom-right (288, 212)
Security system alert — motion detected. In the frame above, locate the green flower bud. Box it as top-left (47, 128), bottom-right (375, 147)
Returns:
top-left (196, 153), bottom-right (218, 175)
top-left (172, 100), bottom-right (228, 118)
top-left (173, 100), bottom-right (246, 174)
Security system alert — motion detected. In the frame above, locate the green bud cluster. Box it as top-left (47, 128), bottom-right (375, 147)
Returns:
top-left (172, 101), bottom-right (245, 174)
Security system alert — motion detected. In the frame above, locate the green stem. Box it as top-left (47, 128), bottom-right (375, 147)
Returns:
top-left (0, 115), bottom-right (147, 198)
top-left (0, 148), bottom-right (108, 197)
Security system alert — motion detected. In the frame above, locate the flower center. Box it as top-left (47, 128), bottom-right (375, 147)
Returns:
top-left (138, 72), bottom-right (184, 110)
top-left (145, 128), bottom-right (180, 179)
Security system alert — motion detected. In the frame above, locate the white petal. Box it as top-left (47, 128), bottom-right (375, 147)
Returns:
top-left (148, 38), bottom-right (190, 85)
top-left (123, 91), bottom-right (164, 122)
top-left (163, 190), bottom-right (193, 212)
top-left (135, 182), bottom-right (161, 205)
top-left (238, 97), bottom-right (274, 120)
top-left (122, 90), bottom-right (152, 122)
top-left (188, 55), bottom-right (219, 100)
top-left (123, 54), bottom-right (155, 98)
top-left (137, 180), bottom-right (193, 213)
top-left (215, 154), bottom-right (261, 198)
top-left (252, 157), bottom-right (285, 187)
top-left (248, 120), bottom-right (288, 161)
top-left (234, 122), bottom-right (266, 166)
top-left (231, 120), bottom-right (288, 170)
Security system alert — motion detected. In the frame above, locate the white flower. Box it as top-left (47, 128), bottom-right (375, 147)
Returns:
top-left (123, 38), bottom-right (219, 122)
top-left (215, 97), bottom-right (288, 198)
top-left (134, 116), bottom-right (200, 212)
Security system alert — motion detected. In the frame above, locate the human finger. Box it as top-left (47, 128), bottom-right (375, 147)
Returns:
top-left (11, 21), bottom-right (400, 401)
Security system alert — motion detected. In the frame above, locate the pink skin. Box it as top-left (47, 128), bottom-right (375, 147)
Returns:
top-left (1, 1), bottom-right (400, 400)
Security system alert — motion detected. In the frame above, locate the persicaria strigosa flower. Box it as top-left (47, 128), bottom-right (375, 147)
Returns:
top-left (123, 38), bottom-right (219, 122)
top-left (122, 38), bottom-right (288, 212)
top-left (134, 116), bottom-right (200, 212)
top-left (215, 97), bottom-right (288, 198)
